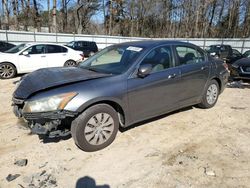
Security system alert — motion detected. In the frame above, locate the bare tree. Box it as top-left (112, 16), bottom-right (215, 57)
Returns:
top-left (52, 0), bottom-right (57, 32)
top-left (11, 0), bottom-right (18, 30)
top-left (2, 0), bottom-right (9, 30)
top-left (48, 0), bottom-right (51, 32)
top-left (108, 0), bottom-right (112, 35)
top-left (33, 0), bottom-right (41, 31)
top-left (75, 0), bottom-right (99, 34)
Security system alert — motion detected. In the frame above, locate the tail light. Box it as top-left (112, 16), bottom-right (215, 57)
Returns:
top-left (223, 62), bottom-right (230, 72)
top-left (80, 54), bottom-right (84, 60)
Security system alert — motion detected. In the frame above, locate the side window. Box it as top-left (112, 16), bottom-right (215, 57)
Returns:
top-left (76, 42), bottom-right (82, 47)
top-left (24, 45), bottom-right (45, 54)
top-left (61, 46), bottom-right (68, 53)
top-left (46, 45), bottom-right (65, 53)
top-left (232, 49), bottom-right (241, 57)
top-left (141, 46), bottom-right (172, 73)
top-left (176, 46), bottom-right (204, 65)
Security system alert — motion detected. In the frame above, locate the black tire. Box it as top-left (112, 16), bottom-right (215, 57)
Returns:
top-left (64, 60), bottom-right (77, 67)
top-left (198, 79), bottom-right (219, 109)
top-left (0, 63), bottom-right (17, 79)
top-left (71, 104), bottom-right (119, 152)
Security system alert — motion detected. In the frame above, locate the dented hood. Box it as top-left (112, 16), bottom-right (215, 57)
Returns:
top-left (13, 67), bottom-right (110, 99)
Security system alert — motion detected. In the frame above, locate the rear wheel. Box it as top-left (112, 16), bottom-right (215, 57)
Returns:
top-left (198, 80), bottom-right (219, 109)
top-left (64, 60), bottom-right (77, 67)
top-left (0, 63), bottom-right (17, 79)
top-left (71, 104), bottom-right (119, 152)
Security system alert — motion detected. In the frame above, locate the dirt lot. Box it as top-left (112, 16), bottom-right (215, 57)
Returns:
top-left (0, 77), bottom-right (250, 188)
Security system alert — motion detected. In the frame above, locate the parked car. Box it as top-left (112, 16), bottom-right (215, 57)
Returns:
top-left (243, 50), bottom-right (250, 58)
top-left (65, 41), bottom-right (98, 57)
top-left (230, 58), bottom-right (250, 82)
top-left (12, 41), bottom-right (229, 152)
top-left (0, 43), bottom-right (84, 79)
top-left (206, 44), bottom-right (243, 63)
top-left (0, 41), bottom-right (15, 52)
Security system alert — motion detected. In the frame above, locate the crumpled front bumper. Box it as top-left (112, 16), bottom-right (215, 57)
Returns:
top-left (12, 100), bottom-right (77, 137)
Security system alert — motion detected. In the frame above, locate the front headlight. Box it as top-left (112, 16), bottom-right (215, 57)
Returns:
top-left (23, 92), bottom-right (78, 113)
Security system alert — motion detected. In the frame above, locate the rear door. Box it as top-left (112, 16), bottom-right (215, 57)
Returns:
top-left (18, 44), bottom-right (47, 72)
top-left (174, 45), bottom-right (209, 106)
top-left (127, 45), bottom-right (182, 123)
top-left (45, 45), bottom-right (68, 67)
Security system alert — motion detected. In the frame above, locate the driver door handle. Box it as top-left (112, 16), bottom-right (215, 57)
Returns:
top-left (201, 66), bottom-right (208, 70)
top-left (41, 55), bottom-right (46, 58)
top-left (168, 73), bottom-right (177, 79)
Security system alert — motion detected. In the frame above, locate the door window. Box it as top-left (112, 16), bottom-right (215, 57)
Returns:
top-left (175, 46), bottom-right (205, 65)
top-left (141, 46), bottom-right (173, 73)
top-left (24, 45), bottom-right (46, 54)
top-left (46, 45), bottom-right (67, 53)
top-left (232, 49), bottom-right (242, 57)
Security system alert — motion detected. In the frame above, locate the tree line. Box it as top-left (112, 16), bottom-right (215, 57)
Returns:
top-left (0, 0), bottom-right (250, 38)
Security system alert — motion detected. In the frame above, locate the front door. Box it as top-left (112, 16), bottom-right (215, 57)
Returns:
top-left (127, 45), bottom-right (182, 123)
top-left (18, 44), bottom-right (47, 72)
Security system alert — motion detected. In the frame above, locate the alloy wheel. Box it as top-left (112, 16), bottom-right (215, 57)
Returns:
top-left (0, 64), bottom-right (15, 78)
top-left (206, 84), bottom-right (218, 105)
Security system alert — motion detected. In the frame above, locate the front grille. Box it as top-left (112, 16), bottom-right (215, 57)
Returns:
top-left (23, 110), bottom-right (77, 120)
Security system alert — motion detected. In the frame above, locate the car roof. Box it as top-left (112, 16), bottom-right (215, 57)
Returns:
top-left (25, 42), bottom-right (65, 46)
top-left (69, 41), bottom-right (96, 43)
top-left (209, 44), bottom-right (230, 47)
top-left (114, 40), bottom-right (197, 48)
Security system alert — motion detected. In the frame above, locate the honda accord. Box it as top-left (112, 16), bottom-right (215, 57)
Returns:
top-left (12, 40), bottom-right (229, 152)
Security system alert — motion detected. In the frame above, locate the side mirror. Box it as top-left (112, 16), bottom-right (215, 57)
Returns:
top-left (22, 51), bottom-right (29, 56)
top-left (210, 52), bottom-right (216, 57)
top-left (137, 64), bottom-right (152, 78)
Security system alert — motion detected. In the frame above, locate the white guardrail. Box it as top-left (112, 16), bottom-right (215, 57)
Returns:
top-left (0, 30), bottom-right (250, 53)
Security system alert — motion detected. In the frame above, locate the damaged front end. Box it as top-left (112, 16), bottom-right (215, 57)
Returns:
top-left (12, 97), bottom-right (78, 138)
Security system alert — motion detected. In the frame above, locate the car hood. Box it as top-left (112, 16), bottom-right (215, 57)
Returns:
top-left (13, 67), bottom-right (110, 99)
top-left (0, 52), bottom-right (16, 57)
top-left (233, 58), bottom-right (250, 67)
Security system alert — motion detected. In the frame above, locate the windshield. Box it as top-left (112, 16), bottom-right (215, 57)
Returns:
top-left (5, 43), bottom-right (27, 53)
top-left (66, 41), bottom-right (74, 47)
top-left (79, 45), bottom-right (144, 74)
top-left (206, 45), bottom-right (220, 52)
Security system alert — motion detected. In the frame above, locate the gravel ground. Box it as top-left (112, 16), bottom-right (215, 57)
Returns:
top-left (0, 77), bottom-right (250, 188)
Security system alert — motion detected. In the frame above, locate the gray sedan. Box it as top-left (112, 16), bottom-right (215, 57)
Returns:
top-left (12, 40), bottom-right (230, 152)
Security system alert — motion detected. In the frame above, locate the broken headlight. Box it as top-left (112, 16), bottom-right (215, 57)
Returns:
top-left (23, 92), bottom-right (77, 113)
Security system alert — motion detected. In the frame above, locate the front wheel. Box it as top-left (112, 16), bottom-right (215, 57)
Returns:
top-left (0, 63), bottom-right (17, 79)
top-left (71, 104), bottom-right (119, 152)
top-left (198, 80), bottom-right (219, 109)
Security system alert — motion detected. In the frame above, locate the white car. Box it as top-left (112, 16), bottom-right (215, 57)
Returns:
top-left (0, 43), bottom-right (84, 79)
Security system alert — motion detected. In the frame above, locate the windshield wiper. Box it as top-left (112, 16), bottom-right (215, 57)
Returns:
top-left (83, 67), bottom-right (100, 73)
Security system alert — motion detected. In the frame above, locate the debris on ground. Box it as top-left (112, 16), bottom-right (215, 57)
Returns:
top-left (231, 106), bottom-right (247, 110)
top-left (204, 167), bottom-right (216, 177)
top-left (39, 162), bottom-right (48, 169)
top-left (14, 159), bottom-right (28, 167)
top-left (23, 171), bottom-right (57, 188)
top-left (6, 174), bottom-right (21, 182)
